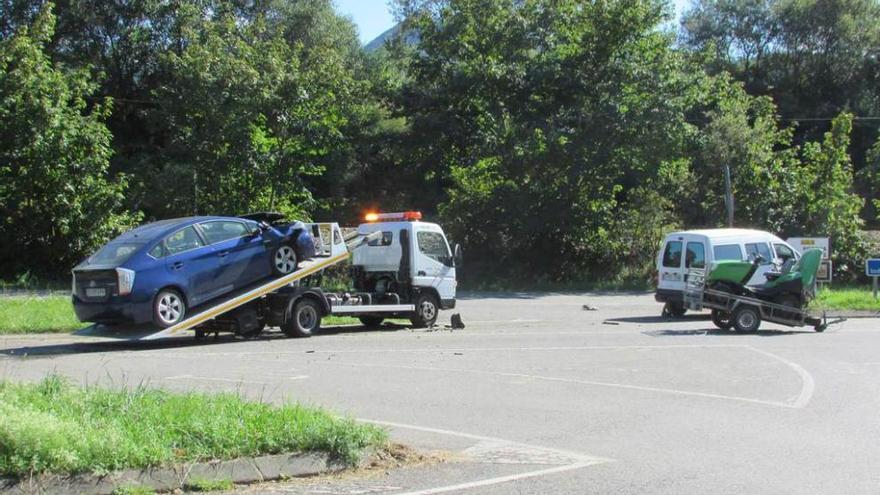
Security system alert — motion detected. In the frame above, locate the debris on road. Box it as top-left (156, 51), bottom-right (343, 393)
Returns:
top-left (450, 313), bottom-right (466, 329)
top-left (582, 304), bottom-right (598, 311)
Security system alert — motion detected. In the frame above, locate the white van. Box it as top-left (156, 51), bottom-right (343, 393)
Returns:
top-left (655, 229), bottom-right (799, 315)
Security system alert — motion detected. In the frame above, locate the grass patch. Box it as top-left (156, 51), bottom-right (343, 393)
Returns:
top-left (112, 485), bottom-right (156, 495)
top-left (0, 296), bottom-right (85, 334)
top-left (0, 376), bottom-right (387, 477)
top-left (0, 296), bottom-right (405, 335)
top-left (810, 287), bottom-right (880, 311)
top-left (186, 478), bottom-right (234, 491)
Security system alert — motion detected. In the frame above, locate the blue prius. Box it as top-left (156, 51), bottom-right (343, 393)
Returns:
top-left (72, 214), bottom-right (316, 328)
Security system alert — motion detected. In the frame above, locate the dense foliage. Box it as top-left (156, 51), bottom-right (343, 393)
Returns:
top-left (1, 0), bottom-right (877, 284)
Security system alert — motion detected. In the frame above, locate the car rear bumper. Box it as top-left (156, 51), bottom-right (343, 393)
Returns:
top-left (654, 289), bottom-right (683, 304)
top-left (72, 295), bottom-right (152, 324)
top-left (441, 298), bottom-right (456, 310)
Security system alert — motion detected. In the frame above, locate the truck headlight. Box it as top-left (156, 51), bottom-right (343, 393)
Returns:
top-left (116, 268), bottom-right (136, 296)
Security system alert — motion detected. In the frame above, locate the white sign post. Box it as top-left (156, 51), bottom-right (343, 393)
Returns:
top-left (788, 237), bottom-right (832, 285)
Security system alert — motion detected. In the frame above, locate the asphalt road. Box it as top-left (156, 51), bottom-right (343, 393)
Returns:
top-left (2, 292), bottom-right (880, 494)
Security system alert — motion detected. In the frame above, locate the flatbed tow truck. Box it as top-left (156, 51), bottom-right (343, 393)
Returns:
top-left (76, 212), bottom-right (461, 341)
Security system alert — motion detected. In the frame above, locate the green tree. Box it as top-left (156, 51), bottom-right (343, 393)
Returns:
top-left (0, 4), bottom-right (138, 278)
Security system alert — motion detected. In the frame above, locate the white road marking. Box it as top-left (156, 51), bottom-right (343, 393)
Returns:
top-left (359, 419), bottom-right (610, 495)
top-left (745, 346), bottom-right (815, 408)
top-left (340, 358), bottom-right (806, 409)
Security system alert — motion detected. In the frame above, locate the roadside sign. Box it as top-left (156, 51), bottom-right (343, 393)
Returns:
top-left (867, 259), bottom-right (880, 299)
top-left (787, 237), bottom-right (830, 260)
top-left (866, 259), bottom-right (880, 277)
top-left (817, 260), bottom-right (832, 283)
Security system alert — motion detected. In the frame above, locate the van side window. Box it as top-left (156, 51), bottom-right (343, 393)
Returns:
top-left (685, 242), bottom-right (705, 268)
top-left (713, 244), bottom-right (742, 260)
top-left (745, 243), bottom-right (773, 264)
top-left (368, 231), bottom-right (393, 247)
top-left (662, 241), bottom-right (682, 268)
top-left (774, 243), bottom-right (796, 261)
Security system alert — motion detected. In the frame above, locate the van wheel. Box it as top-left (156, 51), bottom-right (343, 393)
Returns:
top-left (359, 316), bottom-right (384, 328)
top-left (711, 309), bottom-right (732, 330)
top-left (410, 293), bottom-right (439, 328)
top-left (732, 305), bottom-right (761, 333)
top-left (662, 302), bottom-right (686, 318)
top-left (282, 298), bottom-right (320, 338)
top-left (153, 289), bottom-right (186, 328)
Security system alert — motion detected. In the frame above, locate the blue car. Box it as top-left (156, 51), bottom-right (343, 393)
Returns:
top-left (72, 214), bottom-right (316, 328)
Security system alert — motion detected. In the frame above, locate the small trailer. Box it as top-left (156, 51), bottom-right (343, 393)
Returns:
top-left (683, 267), bottom-right (839, 333)
top-left (76, 212), bottom-right (462, 341)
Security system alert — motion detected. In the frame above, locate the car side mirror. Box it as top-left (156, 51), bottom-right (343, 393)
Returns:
top-left (454, 244), bottom-right (463, 267)
top-left (249, 226), bottom-right (261, 237)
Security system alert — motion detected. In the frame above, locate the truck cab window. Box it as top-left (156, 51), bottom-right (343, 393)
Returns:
top-left (417, 231), bottom-right (450, 263)
top-left (368, 231), bottom-right (393, 247)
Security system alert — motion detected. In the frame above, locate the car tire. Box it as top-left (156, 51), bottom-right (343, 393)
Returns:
top-left (282, 298), bottom-right (321, 338)
top-left (359, 316), bottom-right (384, 328)
top-left (410, 293), bottom-right (439, 328)
top-left (272, 244), bottom-right (299, 276)
top-left (711, 309), bottom-right (733, 330)
top-left (732, 305), bottom-right (761, 333)
top-left (153, 288), bottom-right (186, 328)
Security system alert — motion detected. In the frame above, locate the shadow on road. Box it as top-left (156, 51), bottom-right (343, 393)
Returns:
top-left (604, 314), bottom-right (712, 324)
top-left (0, 324), bottom-right (414, 358)
top-left (643, 328), bottom-right (815, 337)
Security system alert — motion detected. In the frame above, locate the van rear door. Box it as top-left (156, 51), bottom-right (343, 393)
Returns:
top-left (658, 235), bottom-right (706, 292)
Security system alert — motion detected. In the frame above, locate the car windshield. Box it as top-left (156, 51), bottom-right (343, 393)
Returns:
top-left (88, 242), bottom-right (142, 265)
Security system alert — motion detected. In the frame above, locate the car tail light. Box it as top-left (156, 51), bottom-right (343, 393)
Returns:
top-left (116, 268), bottom-right (135, 296)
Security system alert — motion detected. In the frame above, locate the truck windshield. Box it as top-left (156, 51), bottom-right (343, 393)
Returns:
top-left (417, 231), bottom-right (450, 263)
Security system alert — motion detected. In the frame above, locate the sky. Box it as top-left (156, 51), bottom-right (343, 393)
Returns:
top-left (334, 0), bottom-right (692, 45)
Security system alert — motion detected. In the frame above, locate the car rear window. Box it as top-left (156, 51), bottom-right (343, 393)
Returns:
top-left (662, 241), bottom-right (682, 268)
top-left (89, 242), bottom-right (141, 265)
top-left (713, 244), bottom-right (742, 261)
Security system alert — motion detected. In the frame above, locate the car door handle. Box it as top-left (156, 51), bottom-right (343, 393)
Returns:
top-left (217, 251), bottom-right (229, 258)
top-left (171, 261), bottom-right (184, 270)
top-left (418, 270), bottom-right (426, 276)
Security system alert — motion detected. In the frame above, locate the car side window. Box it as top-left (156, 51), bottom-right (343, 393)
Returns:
top-left (368, 231), bottom-right (393, 247)
top-left (148, 243), bottom-right (166, 259)
top-left (745, 242), bottom-right (773, 264)
top-left (713, 244), bottom-right (743, 260)
top-left (685, 242), bottom-right (705, 268)
top-left (165, 226), bottom-right (204, 255)
top-left (662, 241), bottom-right (682, 268)
top-left (417, 231), bottom-right (450, 261)
top-left (199, 221), bottom-right (248, 245)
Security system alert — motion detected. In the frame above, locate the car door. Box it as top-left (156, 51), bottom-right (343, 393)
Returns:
top-left (412, 228), bottom-right (456, 301)
top-left (163, 225), bottom-right (219, 306)
top-left (197, 220), bottom-right (267, 290)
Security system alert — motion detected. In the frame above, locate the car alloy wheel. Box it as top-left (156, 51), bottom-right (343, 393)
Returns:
top-left (273, 245), bottom-right (297, 274)
top-left (154, 289), bottom-right (186, 327)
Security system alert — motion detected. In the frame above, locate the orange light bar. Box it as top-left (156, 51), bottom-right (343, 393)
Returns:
top-left (364, 211), bottom-right (422, 222)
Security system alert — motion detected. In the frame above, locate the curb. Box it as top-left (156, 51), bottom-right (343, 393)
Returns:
top-left (0, 452), bottom-right (353, 494)
top-left (819, 310), bottom-right (880, 319)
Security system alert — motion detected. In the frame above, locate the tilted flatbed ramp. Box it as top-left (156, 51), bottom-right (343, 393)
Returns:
top-left (74, 223), bottom-right (354, 341)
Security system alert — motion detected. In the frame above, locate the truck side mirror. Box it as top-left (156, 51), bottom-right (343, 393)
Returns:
top-left (454, 244), bottom-right (463, 267)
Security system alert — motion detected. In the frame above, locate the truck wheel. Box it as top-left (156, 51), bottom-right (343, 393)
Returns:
top-left (410, 293), bottom-right (439, 328)
top-left (153, 288), bottom-right (186, 328)
top-left (732, 305), bottom-right (761, 333)
top-left (282, 298), bottom-right (320, 338)
top-left (359, 316), bottom-right (384, 328)
top-left (272, 244), bottom-right (299, 275)
top-left (711, 309), bottom-right (732, 330)
top-left (662, 302), bottom-right (686, 318)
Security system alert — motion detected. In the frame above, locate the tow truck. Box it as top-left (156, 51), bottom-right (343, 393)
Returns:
top-left (75, 212), bottom-right (462, 341)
